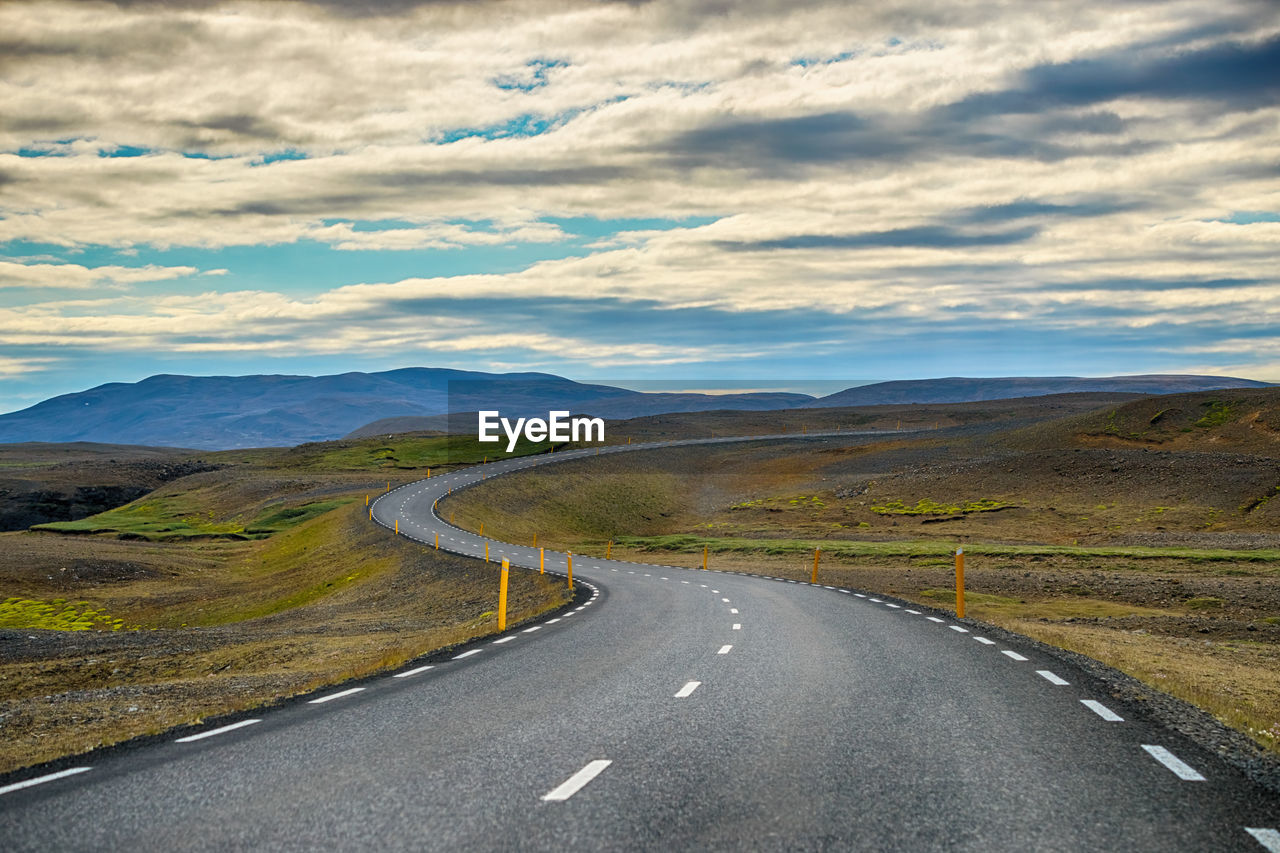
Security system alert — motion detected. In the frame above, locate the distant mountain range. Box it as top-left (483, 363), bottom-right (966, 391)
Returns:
top-left (0, 369), bottom-right (1269, 450)
top-left (803, 375), bottom-right (1273, 407)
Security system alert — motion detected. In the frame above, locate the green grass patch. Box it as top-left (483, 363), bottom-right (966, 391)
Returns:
top-left (614, 534), bottom-right (1280, 564)
top-left (1195, 400), bottom-right (1235, 428)
top-left (244, 499), bottom-right (350, 535)
top-left (0, 597), bottom-right (126, 631)
top-left (34, 495), bottom-right (353, 541)
top-left (870, 498), bottom-right (1010, 516)
top-left (266, 435), bottom-right (554, 471)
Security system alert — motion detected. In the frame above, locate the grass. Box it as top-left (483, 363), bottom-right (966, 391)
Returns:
top-left (1008, 620), bottom-right (1280, 756)
top-left (250, 434), bottom-right (555, 471)
top-left (612, 533), bottom-right (1280, 565)
top-left (870, 498), bottom-right (1010, 515)
top-left (916, 588), bottom-right (1174, 621)
top-left (31, 496), bottom-right (354, 541)
top-left (0, 597), bottom-right (126, 631)
top-left (1195, 400), bottom-right (1236, 429)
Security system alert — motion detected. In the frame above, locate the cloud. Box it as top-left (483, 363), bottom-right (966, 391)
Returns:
top-left (0, 0), bottom-right (1278, 392)
top-left (0, 356), bottom-right (56, 377)
top-left (714, 225), bottom-right (1041, 252)
top-left (0, 260), bottom-right (203, 289)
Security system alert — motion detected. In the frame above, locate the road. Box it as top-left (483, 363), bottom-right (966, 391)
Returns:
top-left (2, 434), bottom-right (1278, 851)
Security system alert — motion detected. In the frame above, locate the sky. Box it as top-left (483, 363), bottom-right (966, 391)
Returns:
top-left (1, 0), bottom-right (1278, 414)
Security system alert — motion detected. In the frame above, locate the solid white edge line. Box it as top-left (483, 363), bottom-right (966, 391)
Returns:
top-left (717, 645), bottom-right (732, 655)
top-left (492, 636), bottom-right (515, 644)
top-left (1246, 828), bottom-right (1280, 852)
top-left (542, 759), bottom-right (612, 802)
top-left (394, 664), bottom-right (436, 677)
top-left (674, 680), bottom-right (702, 698)
top-left (175, 719), bottom-right (261, 742)
top-left (309, 687), bottom-right (365, 704)
top-left (0, 766), bottom-right (92, 796)
top-left (1141, 744), bottom-right (1206, 781)
top-left (1037, 670), bottom-right (1069, 685)
top-left (1080, 699), bottom-right (1124, 722)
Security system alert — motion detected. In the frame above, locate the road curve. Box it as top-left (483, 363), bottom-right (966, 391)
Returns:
top-left (2, 433), bottom-right (1278, 851)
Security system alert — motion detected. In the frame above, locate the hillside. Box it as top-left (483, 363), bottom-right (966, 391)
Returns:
top-left (808, 374), bottom-right (1270, 407)
top-left (1012, 387), bottom-right (1280, 455)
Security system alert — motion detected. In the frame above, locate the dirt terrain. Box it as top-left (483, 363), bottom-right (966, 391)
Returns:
top-left (0, 442), bottom-right (219, 531)
top-left (0, 435), bottom-right (569, 775)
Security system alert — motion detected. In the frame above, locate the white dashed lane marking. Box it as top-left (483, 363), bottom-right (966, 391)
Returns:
top-left (1142, 745), bottom-right (1206, 781)
top-left (542, 760), bottom-right (612, 802)
top-left (1246, 828), bottom-right (1280, 852)
top-left (674, 681), bottom-right (702, 698)
top-left (974, 637), bottom-right (996, 645)
top-left (1037, 670), bottom-right (1069, 686)
top-left (394, 664), bottom-right (436, 677)
top-left (1001, 651), bottom-right (1028, 661)
top-left (1081, 700), bottom-right (1124, 722)
top-left (453, 649), bottom-right (482, 659)
top-left (717, 645), bottom-right (732, 655)
top-left (732, 623), bottom-right (741, 630)
top-left (949, 625), bottom-right (969, 633)
top-left (175, 719), bottom-right (261, 743)
top-left (0, 767), bottom-right (92, 797)
top-left (309, 687), bottom-right (365, 704)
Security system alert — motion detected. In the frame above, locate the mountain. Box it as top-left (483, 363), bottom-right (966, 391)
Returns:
top-left (0, 369), bottom-right (812, 450)
top-left (806, 375), bottom-right (1272, 408)
top-left (0, 369), bottom-right (1268, 450)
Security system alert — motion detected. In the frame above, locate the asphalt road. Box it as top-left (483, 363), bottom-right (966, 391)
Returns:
top-left (3, 434), bottom-right (1279, 851)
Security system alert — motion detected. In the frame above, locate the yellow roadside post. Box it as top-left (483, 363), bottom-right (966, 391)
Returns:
top-left (540, 547), bottom-right (545, 574)
top-left (394, 519), bottom-right (398, 535)
top-left (702, 545), bottom-right (708, 571)
top-left (434, 532), bottom-right (439, 550)
top-left (955, 547), bottom-right (966, 618)
top-left (427, 468), bottom-right (431, 478)
top-left (365, 494), bottom-right (369, 506)
top-left (483, 456), bottom-right (487, 464)
top-left (567, 552), bottom-right (574, 588)
top-left (812, 548), bottom-right (821, 584)
top-left (386, 481), bottom-right (390, 492)
top-left (627, 436), bottom-right (631, 445)
top-left (606, 540), bottom-right (613, 559)
top-left (479, 521), bottom-right (484, 536)
top-left (368, 508), bottom-right (372, 521)
top-left (533, 532), bottom-right (538, 547)
top-left (498, 559), bottom-right (509, 632)
top-left (450, 511), bottom-right (455, 524)
top-left (485, 541), bottom-right (490, 563)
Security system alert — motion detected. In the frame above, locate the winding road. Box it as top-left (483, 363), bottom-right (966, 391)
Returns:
top-left (2, 434), bottom-right (1278, 851)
